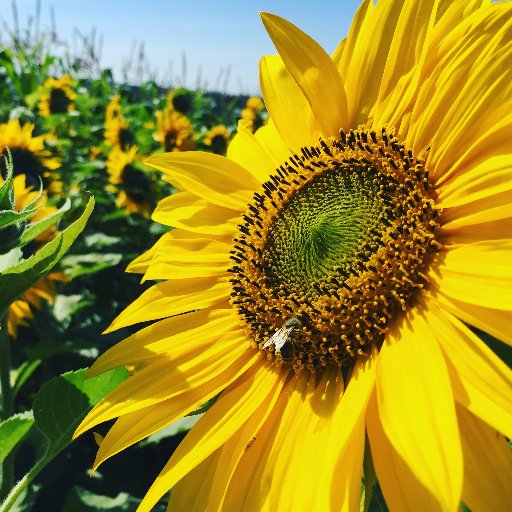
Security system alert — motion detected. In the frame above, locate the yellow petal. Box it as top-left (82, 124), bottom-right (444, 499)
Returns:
top-left (93, 348), bottom-right (258, 469)
top-left (338, 0), bottom-right (403, 127)
top-left (234, 371), bottom-right (309, 512)
top-left (434, 291), bottom-right (512, 345)
top-left (207, 364), bottom-right (287, 511)
top-left (152, 192), bottom-right (240, 237)
top-left (434, 240), bottom-right (512, 310)
top-left (366, 391), bottom-right (446, 511)
top-left (334, 0), bottom-right (372, 76)
top-left (408, 7), bottom-right (512, 177)
top-left (376, 309), bottom-right (463, 511)
top-left (126, 232), bottom-right (173, 274)
top-left (372, 0), bottom-right (440, 131)
top-left (253, 119), bottom-right (292, 169)
top-left (145, 152), bottom-right (258, 210)
top-left (75, 332), bottom-right (254, 437)
top-left (105, 277), bottom-right (230, 332)
top-left (259, 54), bottom-right (321, 151)
top-left (437, 129), bottom-right (512, 208)
top-left (137, 361), bottom-right (284, 512)
top-left (167, 450), bottom-right (221, 512)
top-left (143, 232), bottom-right (230, 281)
top-left (226, 121), bottom-right (275, 184)
top-left (440, 211), bottom-right (512, 246)
top-left (260, 13), bottom-right (348, 136)
top-left (89, 308), bottom-right (239, 377)
top-left (425, 302), bottom-right (512, 438)
top-left (457, 405), bottom-right (512, 512)
top-left (439, 193), bottom-right (512, 240)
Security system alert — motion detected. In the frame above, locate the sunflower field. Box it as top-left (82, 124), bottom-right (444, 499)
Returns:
top-left (2, 1), bottom-right (512, 512)
top-left (0, 19), bottom-right (267, 512)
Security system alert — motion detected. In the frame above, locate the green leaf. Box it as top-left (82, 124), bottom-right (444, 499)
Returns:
top-left (0, 248), bottom-right (22, 273)
top-left (0, 195), bottom-right (94, 319)
top-left (63, 487), bottom-right (140, 512)
top-left (141, 416), bottom-right (199, 446)
top-left (13, 360), bottom-right (42, 397)
top-left (0, 208), bottom-right (39, 231)
top-left (0, 150), bottom-right (14, 208)
top-left (61, 253), bottom-right (123, 278)
top-left (19, 198), bottom-right (71, 246)
top-left (361, 436), bottom-right (378, 512)
top-left (32, 367), bottom-right (128, 457)
top-left (0, 412), bottom-right (34, 464)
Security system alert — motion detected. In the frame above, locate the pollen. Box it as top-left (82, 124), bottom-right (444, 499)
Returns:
top-left (229, 128), bottom-right (442, 373)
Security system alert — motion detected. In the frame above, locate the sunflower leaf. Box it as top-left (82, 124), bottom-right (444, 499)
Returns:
top-left (32, 367), bottom-right (128, 457)
top-left (0, 412), bottom-right (34, 464)
top-left (19, 198), bottom-right (71, 246)
top-left (0, 194), bottom-right (94, 320)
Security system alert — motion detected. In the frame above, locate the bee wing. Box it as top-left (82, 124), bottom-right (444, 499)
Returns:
top-left (262, 325), bottom-right (293, 351)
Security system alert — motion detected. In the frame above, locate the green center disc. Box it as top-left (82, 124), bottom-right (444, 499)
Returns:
top-left (263, 167), bottom-right (383, 294)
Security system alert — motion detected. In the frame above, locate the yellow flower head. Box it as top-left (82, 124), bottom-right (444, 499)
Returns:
top-left (245, 96), bottom-right (264, 112)
top-left (76, 2), bottom-right (512, 511)
top-left (38, 75), bottom-right (76, 117)
top-left (0, 118), bottom-right (61, 194)
top-left (106, 146), bottom-right (153, 216)
top-left (153, 105), bottom-right (195, 152)
top-left (2, 174), bottom-right (63, 338)
top-left (203, 124), bottom-right (230, 155)
top-left (240, 95), bottom-right (266, 132)
top-left (104, 94), bottom-right (134, 150)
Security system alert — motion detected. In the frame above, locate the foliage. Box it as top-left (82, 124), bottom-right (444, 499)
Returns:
top-left (0, 10), bottom-right (266, 511)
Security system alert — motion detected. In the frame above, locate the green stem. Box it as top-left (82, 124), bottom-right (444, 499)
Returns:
top-left (0, 315), bottom-right (14, 499)
top-left (0, 451), bottom-right (49, 512)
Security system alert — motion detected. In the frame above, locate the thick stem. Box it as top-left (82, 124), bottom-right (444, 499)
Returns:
top-left (0, 315), bottom-right (14, 499)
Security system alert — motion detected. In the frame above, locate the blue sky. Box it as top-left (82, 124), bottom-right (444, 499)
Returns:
top-left (6, 0), bottom-right (363, 94)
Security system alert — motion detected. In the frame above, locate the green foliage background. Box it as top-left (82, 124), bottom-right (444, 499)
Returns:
top-left (0, 14), bottom-right (267, 511)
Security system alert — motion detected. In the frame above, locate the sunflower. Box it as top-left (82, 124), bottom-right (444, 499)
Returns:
top-left (0, 118), bottom-right (62, 194)
top-left (106, 146), bottom-right (154, 216)
top-left (203, 124), bottom-right (230, 155)
top-left (153, 100), bottom-right (195, 152)
top-left (240, 95), bottom-right (266, 133)
top-left (104, 94), bottom-right (134, 150)
top-left (76, 2), bottom-right (512, 511)
top-left (38, 75), bottom-right (77, 117)
top-left (4, 174), bottom-right (65, 338)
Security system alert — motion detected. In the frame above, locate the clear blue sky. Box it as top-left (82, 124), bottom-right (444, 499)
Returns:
top-left (6, 0), bottom-right (363, 94)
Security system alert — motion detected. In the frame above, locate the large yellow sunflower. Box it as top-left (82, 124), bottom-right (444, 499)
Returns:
top-left (0, 118), bottom-right (62, 194)
top-left (38, 75), bottom-right (77, 117)
top-left (76, 2), bottom-right (512, 511)
top-left (3, 175), bottom-right (65, 338)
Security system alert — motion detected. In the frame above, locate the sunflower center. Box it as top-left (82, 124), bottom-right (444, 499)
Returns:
top-left (229, 128), bottom-right (442, 373)
top-left (49, 88), bottom-right (71, 114)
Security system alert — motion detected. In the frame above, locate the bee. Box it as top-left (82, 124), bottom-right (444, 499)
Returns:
top-left (261, 317), bottom-right (302, 362)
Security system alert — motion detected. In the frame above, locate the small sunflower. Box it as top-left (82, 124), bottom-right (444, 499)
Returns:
top-left (38, 75), bottom-right (76, 117)
top-left (203, 124), bottom-right (230, 155)
top-left (0, 118), bottom-right (62, 194)
top-left (4, 174), bottom-right (65, 338)
top-left (104, 94), bottom-right (134, 150)
top-left (153, 100), bottom-right (195, 152)
top-left (77, 2), bottom-right (512, 511)
top-left (106, 146), bottom-right (154, 216)
top-left (240, 95), bottom-right (266, 133)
